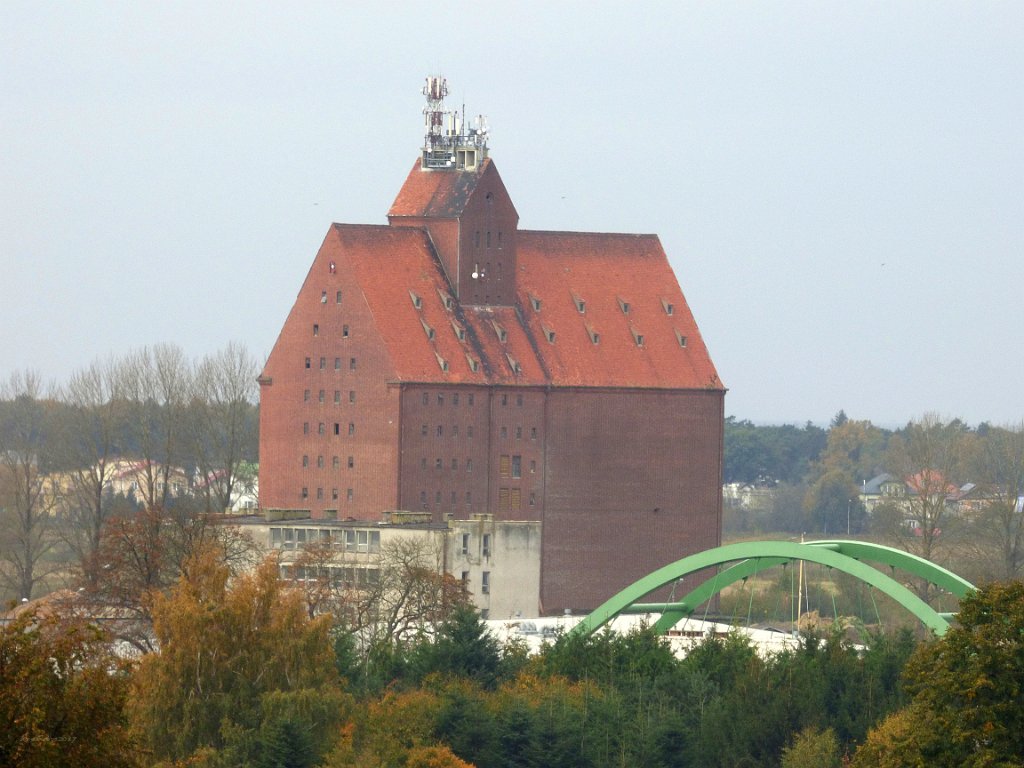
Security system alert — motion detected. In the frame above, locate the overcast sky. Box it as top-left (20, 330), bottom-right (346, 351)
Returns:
top-left (2, 2), bottom-right (1021, 427)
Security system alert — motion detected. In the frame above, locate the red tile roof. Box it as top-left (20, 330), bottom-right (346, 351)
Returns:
top-left (324, 223), bottom-right (722, 391)
top-left (388, 158), bottom-right (495, 219)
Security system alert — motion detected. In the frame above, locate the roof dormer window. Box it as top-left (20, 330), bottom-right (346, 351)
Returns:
top-left (618, 297), bottom-right (630, 314)
top-left (466, 354), bottom-right (479, 372)
top-left (662, 298), bottom-right (674, 316)
top-left (435, 352), bottom-right (449, 372)
top-left (409, 290), bottom-right (422, 309)
top-left (437, 288), bottom-right (454, 309)
top-left (572, 293), bottom-right (585, 314)
top-left (491, 320), bottom-right (507, 343)
top-left (542, 324), bottom-right (556, 343)
top-left (421, 318), bottom-right (434, 340)
top-left (675, 330), bottom-right (688, 348)
top-left (506, 353), bottom-right (521, 374)
top-left (586, 324), bottom-right (600, 345)
top-left (450, 319), bottom-right (465, 340)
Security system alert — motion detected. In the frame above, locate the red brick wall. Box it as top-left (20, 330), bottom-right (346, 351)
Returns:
top-left (459, 165), bottom-right (518, 307)
top-left (540, 388), bottom-right (724, 612)
top-left (260, 231), bottom-right (401, 519)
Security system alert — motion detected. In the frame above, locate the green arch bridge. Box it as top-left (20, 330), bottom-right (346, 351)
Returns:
top-left (573, 540), bottom-right (975, 638)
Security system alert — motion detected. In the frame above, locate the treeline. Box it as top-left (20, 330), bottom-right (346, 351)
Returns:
top-left (5, 542), bottom-right (1023, 767)
top-left (723, 413), bottom-right (1024, 582)
top-left (0, 343), bottom-right (259, 602)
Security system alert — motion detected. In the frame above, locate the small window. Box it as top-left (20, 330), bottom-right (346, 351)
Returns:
top-left (468, 394), bottom-right (475, 406)
top-left (304, 389), bottom-right (310, 402)
top-left (491, 320), bottom-right (507, 343)
top-left (302, 454), bottom-right (309, 468)
top-left (332, 488), bottom-right (339, 500)
top-left (348, 456), bottom-right (354, 469)
top-left (501, 394), bottom-right (508, 406)
top-left (512, 455), bottom-right (521, 478)
top-left (461, 534), bottom-right (470, 555)
top-left (409, 290), bottom-right (422, 308)
top-left (318, 422), bottom-right (325, 435)
top-left (317, 455), bottom-right (324, 468)
top-left (334, 390), bottom-right (341, 404)
top-left (587, 325), bottom-right (600, 345)
top-left (500, 454), bottom-right (510, 477)
top-left (482, 534), bottom-right (491, 558)
top-left (466, 354), bottom-right (479, 372)
top-left (301, 487), bottom-right (309, 499)
top-left (632, 329), bottom-right (645, 347)
top-left (451, 319), bottom-right (465, 340)
top-left (573, 294), bottom-right (586, 313)
top-left (342, 324), bottom-right (349, 338)
top-left (529, 491), bottom-right (536, 507)
top-left (347, 488), bottom-right (353, 502)
top-left (336, 290), bottom-right (342, 304)
top-left (334, 357), bottom-right (341, 370)
top-left (303, 422), bottom-right (310, 435)
top-left (321, 290), bottom-right (327, 304)
top-left (349, 390), bottom-right (356, 404)
top-left (452, 425), bottom-right (459, 437)
top-left (319, 357), bottom-right (327, 370)
top-left (530, 295), bottom-right (541, 312)
top-left (452, 393), bottom-right (459, 406)
top-left (313, 323), bottom-right (319, 336)
top-left (348, 422), bottom-right (355, 436)
top-left (329, 261), bottom-right (336, 274)
top-left (318, 389), bottom-right (325, 403)
top-left (515, 426), bottom-right (522, 439)
top-left (466, 458), bottom-right (473, 472)
top-left (506, 353), bottom-right (520, 373)
top-left (422, 392), bottom-right (429, 405)
top-left (500, 426), bottom-right (508, 439)
top-left (436, 353), bottom-right (448, 372)
top-left (421, 424), bottom-right (428, 436)
top-left (422, 319), bottom-right (435, 340)
top-left (662, 298), bottom-right (674, 316)
top-left (334, 423), bottom-right (340, 435)
top-left (349, 358), bottom-right (356, 370)
top-left (437, 288), bottom-right (454, 309)
top-left (333, 456), bottom-right (340, 469)
top-left (676, 330), bottom-right (688, 348)
top-left (438, 395), bottom-right (444, 407)
top-left (543, 324), bottom-right (556, 343)
top-left (437, 425), bottom-right (443, 437)
top-left (516, 394), bottom-right (523, 407)
top-left (436, 458), bottom-right (443, 470)
top-left (305, 357), bottom-right (311, 369)
top-left (316, 487), bottom-right (323, 500)
top-left (530, 459), bottom-right (536, 473)
top-left (481, 571), bottom-right (490, 594)
top-left (618, 297), bottom-right (630, 314)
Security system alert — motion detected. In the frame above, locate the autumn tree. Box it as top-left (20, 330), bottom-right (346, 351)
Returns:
top-left (0, 370), bottom-right (60, 601)
top-left (853, 582), bottom-right (1024, 767)
top-left (970, 422), bottom-right (1024, 580)
top-left (0, 607), bottom-right (137, 767)
top-left (881, 415), bottom-right (973, 569)
top-left (129, 545), bottom-right (349, 766)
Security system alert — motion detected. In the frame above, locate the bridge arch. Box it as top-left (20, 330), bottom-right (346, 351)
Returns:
top-left (573, 540), bottom-right (974, 638)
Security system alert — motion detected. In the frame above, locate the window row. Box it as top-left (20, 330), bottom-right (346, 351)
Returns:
top-left (304, 389), bottom-right (357, 404)
top-left (420, 457), bottom-right (475, 472)
top-left (281, 564), bottom-right (380, 588)
top-left (305, 356), bottom-right (357, 371)
top-left (303, 454), bottom-right (355, 469)
top-left (499, 454), bottom-right (535, 478)
top-left (303, 422), bottom-right (356, 436)
top-left (421, 391), bottom-right (476, 407)
top-left (458, 569), bottom-right (491, 596)
top-left (418, 424), bottom-right (538, 441)
top-left (498, 487), bottom-right (536, 511)
top-left (311, 323), bottom-right (350, 338)
top-left (270, 527), bottom-right (379, 553)
top-left (421, 489), bottom-right (475, 509)
top-left (320, 289), bottom-right (343, 304)
top-left (301, 486), bottom-right (354, 502)
top-left (459, 532), bottom-right (491, 558)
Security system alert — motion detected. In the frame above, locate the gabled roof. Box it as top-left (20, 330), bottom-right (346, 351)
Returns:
top-left (388, 158), bottom-right (495, 219)
top-left (323, 224), bottom-right (722, 391)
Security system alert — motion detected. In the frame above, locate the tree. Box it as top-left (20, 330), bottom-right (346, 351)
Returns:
top-left (0, 606), bottom-right (137, 767)
top-left (54, 357), bottom-right (130, 584)
top-left (883, 415), bottom-right (973, 570)
top-left (0, 370), bottom-right (60, 601)
top-left (970, 422), bottom-right (1024, 580)
top-left (803, 469), bottom-right (866, 535)
top-left (409, 603), bottom-right (502, 688)
top-left (781, 726), bottom-right (841, 768)
top-left (854, 582), bottom-right (1024, 767)
top-left (128, 545), bottom-right (348, 765)
top-left (188, 342), bottom-right (259, 513)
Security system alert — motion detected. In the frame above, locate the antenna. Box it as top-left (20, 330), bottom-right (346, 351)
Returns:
top-left (419, 75), bottom-right (489, 170)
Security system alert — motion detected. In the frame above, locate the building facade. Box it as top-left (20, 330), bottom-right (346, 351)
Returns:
top-left (259, 78), bottom-right (725, 613)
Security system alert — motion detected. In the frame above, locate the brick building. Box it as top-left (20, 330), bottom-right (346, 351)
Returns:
top-left (259, 78), bottom-right (725, 613)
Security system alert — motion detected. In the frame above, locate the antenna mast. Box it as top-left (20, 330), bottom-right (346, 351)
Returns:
top-left (420, 75), bottom-right (488, 170)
